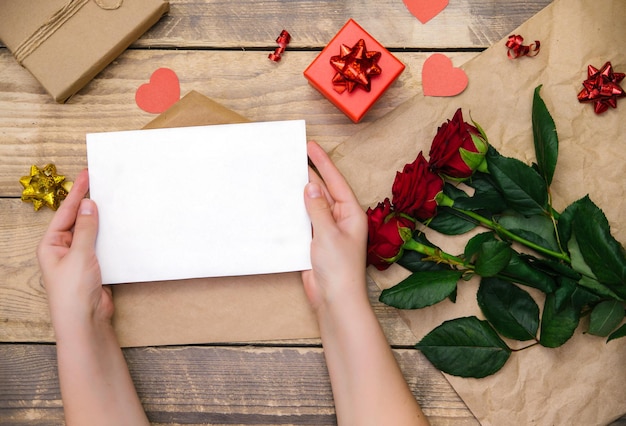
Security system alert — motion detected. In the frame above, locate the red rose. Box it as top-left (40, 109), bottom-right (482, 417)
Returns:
top-left (367, 198), bottom-right (415, 270)
top-left (391, 152), bottom-right (444, 220)
top-left (428, 108), bottom-right (488, 180)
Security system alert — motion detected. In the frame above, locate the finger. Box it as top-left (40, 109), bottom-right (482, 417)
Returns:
top-left (308, 166), bottom-right (335, 209)
top-left (46, 169), bottom-right (90, 234)
top-left (307, 141), bottom-right (360, 208)
top-left (69, 198), bottom-right (99, 254)
top-left (304, 181), bottom-right (337, 234)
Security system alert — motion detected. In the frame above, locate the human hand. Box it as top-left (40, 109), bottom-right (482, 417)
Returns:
top-left (37, 169), bottom-right (113, 332)
top-left (301, 141), bottom-right (368, 312)
top-left (38, 170), bottom-right (150, 426)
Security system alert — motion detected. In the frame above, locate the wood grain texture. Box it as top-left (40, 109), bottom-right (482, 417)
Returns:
top-left (0, 200), bottom-right (54, 343)
top-left (125, 0), bottom-right (553, 49)
top-left (2, 343), bottom-right (625, 425)
top-left (0, 196), bottom-right (416, 346)
top-left (4, 0), bottom-right (626, 424)
top-left (0, 0), bottom-right (552, 50)
top-left (0, 344), bottom-right (477, 426)
top-left (0, 49), bottom-right (478, 197)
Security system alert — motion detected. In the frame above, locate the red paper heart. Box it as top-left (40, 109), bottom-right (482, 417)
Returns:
top-left (402, 0), bottom-right (448, 24)
top-left (135, 68), bottom-right (180, 113)
top-left (422, 53), bottom-right (468, 97)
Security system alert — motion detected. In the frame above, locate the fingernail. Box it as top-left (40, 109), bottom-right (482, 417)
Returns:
top-left (79, 199), bottom-right (95, 215)
top-left (306, 182), bottom-right (323, 198)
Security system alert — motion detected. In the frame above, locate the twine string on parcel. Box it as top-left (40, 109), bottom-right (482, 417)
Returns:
top-left (12, 0), bottom-right (123, 65)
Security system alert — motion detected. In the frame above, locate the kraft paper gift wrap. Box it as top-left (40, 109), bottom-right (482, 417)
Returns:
top-left (330, 0), bottom-right (626, 424)
top-left (110, 92), bottom-right (319, 347)
top-left (0, 0), bottom-right (169, 102)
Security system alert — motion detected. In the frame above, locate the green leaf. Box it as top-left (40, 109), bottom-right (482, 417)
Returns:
top-left (428, 206), bottom-right (478, 235)
top-left (499, 251), bottom-right (556, 293)
top-left (540, 293), bottom-right (580, 348)
top-left (416, 317), bottom-right (511, 378)
top-left (464, 232), bottom-right (496, 261)
top-left (486, 147), bottom-right (549, 215)
top-left (554, 277), bottom-right (577, 311)
top-left (570, 285), bottom-right (602, 312)
top-left (461, 173), bottom-right (508, 215)
top-left (474, 240), bottom-right (512, 277)
top-left (580, 276), bottom-right (622, 301)
top-left (557, 198), bottom-right (582, 251)
top-left (398, 249), bottom-right (450, 273)
top-left (448, 286), bottom-right (458, 303)
top-left (530, 257), bottom-right (581, 282)
top-left (379, 270), bottom-right (463, 309)
top-left (443, 181), bottom-right (471, 199)
top-left (588, 300), bottom-right (625, 337)
top-left (607, 323), bottom-right (626, 343)
top-left (434, 183), bottom-right (498, 230)
top-left (398, 230), bottom-right (450, 274)
top-left (554, 276), bottom-right (601, 312)
top-left (496, 212), bottom-right (560, 252)
top-left (570, 196), bottom-right (626, 298)
top-left (568, 230), bottom-right (624, 301)
top-left (532, 85), bottom-right (558, 186)
top-left (477, 277), bottom-right (539, 341)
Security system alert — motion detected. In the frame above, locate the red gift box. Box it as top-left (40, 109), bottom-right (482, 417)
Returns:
top-left (304, 19), bottom-right (405, 123)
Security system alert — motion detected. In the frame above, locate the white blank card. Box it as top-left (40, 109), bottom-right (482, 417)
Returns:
top-left (86, 120), bottom-right (312, 284)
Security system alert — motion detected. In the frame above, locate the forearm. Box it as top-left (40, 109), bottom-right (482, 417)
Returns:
top-left (53, 318), bottom-right (149, 426)
top-left (317, 292), bottom-right (429, 426)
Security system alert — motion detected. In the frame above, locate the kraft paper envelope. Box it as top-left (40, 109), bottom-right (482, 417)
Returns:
top-left (111, 92), bottom-right (319, 346)
top-left (331, 0), bottom-right (626, 424)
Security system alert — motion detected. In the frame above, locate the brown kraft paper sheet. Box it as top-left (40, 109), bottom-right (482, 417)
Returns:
top-left (111, 91), bottom-right (319, 346)
top-left (330, 0), bottom-right (626, 424)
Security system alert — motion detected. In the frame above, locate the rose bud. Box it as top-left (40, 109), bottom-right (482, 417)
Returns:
top-left (391, 152), bottom-right (444, 220)
top-left (428, 108), bottom-right (488, 180)
top-left (367, 198), bottom-right (416, 270)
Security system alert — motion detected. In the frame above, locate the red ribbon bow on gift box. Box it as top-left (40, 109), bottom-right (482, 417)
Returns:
top-left (577, 61), bottom-right (625, 114)
top-left (330, 39), bottom-right (382, 94)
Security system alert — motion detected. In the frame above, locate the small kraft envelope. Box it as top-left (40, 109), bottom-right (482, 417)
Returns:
top-left (86, 120), bottom-right (312, 285)
top-left (101, 93), bottom-right (319, 348)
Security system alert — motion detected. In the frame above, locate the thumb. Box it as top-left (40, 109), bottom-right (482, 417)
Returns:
top-left (71, 199), bottom-right (99, 253)
top-left (304, 182), bottom-right (336, 233)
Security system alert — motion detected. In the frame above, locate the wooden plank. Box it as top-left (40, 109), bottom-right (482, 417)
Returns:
top-left (0, 49), bottom-right (478, 197)
top-left (0, 344), bottom-right (478, 425)
top-left (2, 344), bottom-right (625, 425)
top-left (117, 0), bottom-right (553, 49)
top-left (0, 197), bottom-right (417, 346)
top-left (0, 0), bottom-right (552, 50)
top-left (0, 200), bottom-right (55, 343)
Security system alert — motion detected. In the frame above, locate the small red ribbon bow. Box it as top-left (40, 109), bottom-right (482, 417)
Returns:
top-left (269, 30), bottom-right (291, 62)
top-left (505, 35), bottom-right (540, 59)
top-left (577, 62), bottom-right (625, 114)
top-left (330, 39), bottom-right (382, 94)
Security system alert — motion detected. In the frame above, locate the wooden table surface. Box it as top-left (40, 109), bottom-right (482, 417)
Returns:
top-left (1, 1), bottom-right (625, 425)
